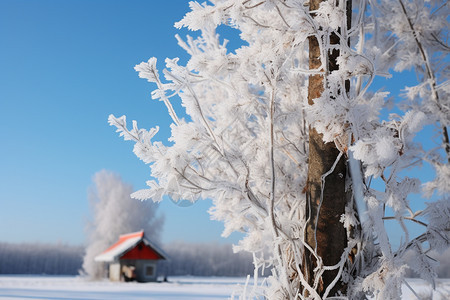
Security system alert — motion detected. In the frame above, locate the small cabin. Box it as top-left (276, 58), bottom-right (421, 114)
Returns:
top-left (94, 231), bottom-right (167, 282)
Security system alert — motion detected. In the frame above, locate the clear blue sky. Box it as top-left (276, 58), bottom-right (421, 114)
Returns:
top-left (0, 0), bottom-right (436, 248)
top-left (0, 0), bottom-right (243, 246)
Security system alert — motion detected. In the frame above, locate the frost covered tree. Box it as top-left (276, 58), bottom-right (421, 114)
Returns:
top-left (82, 170), bottom-right (163, 279)
top-left (109, 0), bottom-right (449, 298)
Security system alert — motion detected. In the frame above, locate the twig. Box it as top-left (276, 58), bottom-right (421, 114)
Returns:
top-left (398, 0), bottom-right (450, 162)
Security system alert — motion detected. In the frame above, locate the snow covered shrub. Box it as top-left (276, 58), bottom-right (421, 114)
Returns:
top-left (82, 170), bottom-right (163, 279)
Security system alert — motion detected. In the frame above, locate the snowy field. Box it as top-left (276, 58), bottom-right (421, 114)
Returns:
top-left (0, 275), bottom-right (449, 299)
top-left (0, 276), bottom-right (250, 300)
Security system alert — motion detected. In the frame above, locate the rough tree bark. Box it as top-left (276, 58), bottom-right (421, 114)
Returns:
top-left (303, 0), bottom-right (352, 297)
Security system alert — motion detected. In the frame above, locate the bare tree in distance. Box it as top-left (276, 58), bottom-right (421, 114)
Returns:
top-left (109, 0), bottom-right (449, 298)
top-left (81, 170), bottom-right (163, 279)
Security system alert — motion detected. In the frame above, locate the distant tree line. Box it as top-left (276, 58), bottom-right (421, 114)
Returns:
top-left (1, 241), bottom-right (449, 278)
top-left (0, 241), bottom-right (255, 277)
top-left (158, 242), bottom-right (256, 277)
top-left (0, 242), bottom-right (83, 275)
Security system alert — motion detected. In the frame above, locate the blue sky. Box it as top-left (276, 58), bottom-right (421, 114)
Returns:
top-left (0, 0), bottom-right (242, 246)
top-left (0, 0), bottom-right (437, 248)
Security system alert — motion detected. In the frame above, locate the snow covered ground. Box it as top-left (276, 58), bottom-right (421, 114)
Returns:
top-left (0, 275), bottom-right (449, 299)
top-left (0, 276), bottom-right (250, 300)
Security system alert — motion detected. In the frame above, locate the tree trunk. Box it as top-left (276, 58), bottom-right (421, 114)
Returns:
top-left (303, 0), bottom-right (352, 297)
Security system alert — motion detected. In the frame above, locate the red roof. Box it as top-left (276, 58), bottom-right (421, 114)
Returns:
top-left (102, 231), bottom-right (144, 255)
top-left (94, 230), bottom-right (167, 262)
